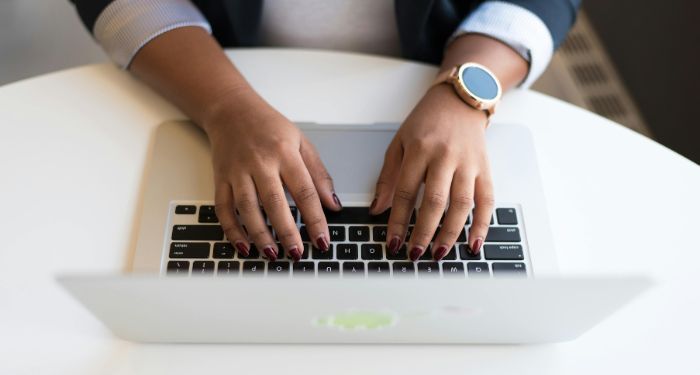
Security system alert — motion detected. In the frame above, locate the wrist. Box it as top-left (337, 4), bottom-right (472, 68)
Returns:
top-left (200, 85), bottom-right (269, 136)
top-left (425, 83), bottom-right (488, 128)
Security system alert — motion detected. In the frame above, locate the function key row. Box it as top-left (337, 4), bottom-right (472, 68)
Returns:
top-left (169, 242), bottom-right (524, 261)
top-left (168, 260), bottom-right (527, 277)
top-left (175, 205), bottom-right (518, 225)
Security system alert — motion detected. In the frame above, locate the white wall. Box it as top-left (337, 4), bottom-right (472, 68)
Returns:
top-left (0, 0), bottom-right (107, 85)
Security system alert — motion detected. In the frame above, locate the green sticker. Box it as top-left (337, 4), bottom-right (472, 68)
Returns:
top-left (314, 311), bottom-right (398, 331)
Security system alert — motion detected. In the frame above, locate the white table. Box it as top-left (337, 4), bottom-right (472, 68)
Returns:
top-left (1, 49), bottom-right (699, 374)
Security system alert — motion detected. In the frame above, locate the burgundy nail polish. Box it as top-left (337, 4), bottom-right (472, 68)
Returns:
top-left (332, 193), bottom-right (343, 209)
top-left (235, 241), bottom-right (250, 257)
top-left (315, 235), bottom-right (330, 252)
top-left (433, 245), bottom-right (449, 261)
top-left (288, 246), bottom-right (302, 262)
top-left (470, 238), bottom-right (483, 255)
top-left (409, 246), bottom-right (423, 261)
top-left (388, 236), bottom-right (401, 254)
top-left (370, 198), bottom-right (377, 211)
top-left (263, 246), bottom-right (277, 261)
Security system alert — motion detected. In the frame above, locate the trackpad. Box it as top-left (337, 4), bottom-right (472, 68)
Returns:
top-left (303, 127), bottom-right (395, 203)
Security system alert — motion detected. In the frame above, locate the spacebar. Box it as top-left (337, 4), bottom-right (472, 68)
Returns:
top-left (171, 225), bottom-right (223, 241)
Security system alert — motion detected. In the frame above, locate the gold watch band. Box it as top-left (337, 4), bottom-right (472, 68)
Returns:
top-left (431, 63), bottom-right (500, 127)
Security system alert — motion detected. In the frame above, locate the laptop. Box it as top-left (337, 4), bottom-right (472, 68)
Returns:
top-left (57, 121), bottom-right (650, 343)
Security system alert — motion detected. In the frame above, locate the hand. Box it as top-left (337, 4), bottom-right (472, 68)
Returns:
top-left (370, 84), bottom-right (495, 261)
top-left (204, 88), bottom-right (341, 262)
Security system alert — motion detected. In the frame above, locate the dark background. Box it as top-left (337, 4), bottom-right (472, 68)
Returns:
top-left (584, 0), bottom-right (700, 163)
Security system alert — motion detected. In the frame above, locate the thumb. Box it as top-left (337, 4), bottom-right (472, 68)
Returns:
top-left (300, 137), bottom-right (342, 211)
top-left (371, 138), bottom-right (402, 215)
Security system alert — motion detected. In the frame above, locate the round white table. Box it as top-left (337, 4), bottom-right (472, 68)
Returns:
top-left (1, 49), bottom-right (699, 374)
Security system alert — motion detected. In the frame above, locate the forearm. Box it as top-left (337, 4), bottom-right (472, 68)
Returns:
top-left (440, 34), bottom-right (529, 91)
top-left (129, 26), bottom-right (254, 130)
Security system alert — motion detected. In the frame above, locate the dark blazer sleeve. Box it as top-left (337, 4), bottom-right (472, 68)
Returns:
top-left (500, 0), bottom-right (581, 48)
top-left (69, 0), bottom-right (115, 33)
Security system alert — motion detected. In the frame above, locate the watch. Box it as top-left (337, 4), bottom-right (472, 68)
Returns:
top-left (432, 62), bottom-right (502, 126)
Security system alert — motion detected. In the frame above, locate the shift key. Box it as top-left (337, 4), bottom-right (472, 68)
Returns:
top-left (171, 225), bottom-right (223, 241)
top-left (485, 227), bottom-right (521, 242)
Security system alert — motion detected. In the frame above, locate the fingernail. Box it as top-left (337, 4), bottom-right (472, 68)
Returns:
top-left (470, 237), bottom-right (483, 255)
top-left (433, 245), bottom-right (449, 261)
top-left (315, 235), bottom-right (330, 252)
top-left (332, 193), bottom-right (343, 209)
top-left (370, 198), bottom-right (377, 211)
top-left (263, 246), bottom-right (277, 261)
top-left (235, 241), bottom-right (250, 257)
top-left (288, 246), bottom-right (302, 262)
top-left (409, 246), bottom-right (423, 261)
top-left (388, 236), bottom-right (401, 254)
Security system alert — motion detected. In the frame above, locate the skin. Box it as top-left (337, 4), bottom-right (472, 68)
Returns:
top-left (130, 26), bottom-right (527, 263)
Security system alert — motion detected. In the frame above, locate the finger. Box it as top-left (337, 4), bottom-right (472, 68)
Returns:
top-left (409, 161), bottom-right (453, 261)
top-left (232, 175), bottom-right (278, 261)
top-left (214, 181), bottom-right (250, 257)
top-left (300, 137), bottom-right (341, 211)
top-left (386, 152), bottom-right (426, 257)
top-left (370, 137), bottom-right (402, 215)
top-left (433, 169), bottom-right (474, 260)
top-left (281, 154), bottom-right (330, 254)
top-left (469, 173), bottom-right (495, 255)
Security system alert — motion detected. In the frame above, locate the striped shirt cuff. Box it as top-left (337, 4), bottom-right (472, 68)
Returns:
top-left (451, 1), bottom-right (554, 88)
top-left (93, 0), bottom-right (211, 69)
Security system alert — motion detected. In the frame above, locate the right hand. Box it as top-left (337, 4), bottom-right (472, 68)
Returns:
top-left (203, 88), bottom-right (341, 262)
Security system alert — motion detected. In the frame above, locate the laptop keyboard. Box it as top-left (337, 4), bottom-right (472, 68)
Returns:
top-left (164, 201), bottom-right (531, 278)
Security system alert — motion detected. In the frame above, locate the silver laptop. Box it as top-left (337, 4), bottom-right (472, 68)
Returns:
top-left (57, 121), bottom-right (650, 343)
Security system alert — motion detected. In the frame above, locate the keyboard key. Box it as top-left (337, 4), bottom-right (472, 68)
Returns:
top-left (467, 262), bottom-right (490, 277)
top-left (441, 246), bottom-right (457, 260)
top-left (361, 244), bottom-right (383, 260)
top-left (342, 262), bottom-right (365, 277)
top-left (312, 244), bottom-right (334, 259)
top-left (242, 261), bottom-right (265, 276)
top-left (213, 242), bottom-right (234, 259)
top-left (459, 244), bottom-right (482, 260)
top-left (267, 261), bottom-right (291, 276)
top-left (290, 206), bottom-right (298, 221)
top-left (484, 244), bottom-right (524, 260)
top-left (496, 208), bottom-right (518, 225)
top-left (300, 226), bottom-right (310, 241)
top-left (457, 228), bottom-right (467, 242)
top-left (492, 262), bottom-right (527, 277)
top-left (419, 246), bottom-right (432, 260)
top-left (485, 227), bottom-right (521, 242)
top-left (386, 245), bottom-right (408, 260)
top-left (329, 226), bottom-right (346, 241)
top-left (349, 226), bottom-right (370, 241)
top-left (192, 261), bottom-right (215, 275)
top-left (373, 226), bottom-right (387, 242)
top-left (325, 207), bottom-right (387, 224)
top-left (171, 225), bottom-right (223, 241)
top-left (167, 260), bottom-right (189, 275)
top-left (367, 262), bottom-right (390, 277)
top-left (318, 262), bottom-right (340, 277)
top-left (217, 261), bottom-right (240, 275)
top-left (441, 262), bottom-right (465, 277)
top-left (417, 262), bottom-right (440, 277)
top-left (405, 226), bottom-right (414, 241)
top-left (392, 262), bottom-right (415, 277)
top-left (238, 244), bottom-right (260, 259)
top-left (198, 205), bottom-right (218, 223)
top-left (286, 243), bottom-right (310, 260)
top-left (175, 205), bottom-right (196, 214)
top-left (169, 242), bottom-right (210, 258)
top-left (293, 261), bottom-right (315, 276)
top-left (336, 244), bottom-right (359, 260)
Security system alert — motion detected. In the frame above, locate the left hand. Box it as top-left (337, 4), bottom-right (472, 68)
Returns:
top-left (370, 83), bottom-right (495, 261)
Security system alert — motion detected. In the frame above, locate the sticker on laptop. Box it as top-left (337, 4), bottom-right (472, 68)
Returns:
top-left (313, 310), bottom-right (399, 331)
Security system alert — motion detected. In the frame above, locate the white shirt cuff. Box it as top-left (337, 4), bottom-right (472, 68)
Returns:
top-left (451, 1), bottom-right (554, 88)
top-left (93, 0), bottom-right (212, 69)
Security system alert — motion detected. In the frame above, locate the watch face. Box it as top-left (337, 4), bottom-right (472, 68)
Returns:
top-left (461, 66), bottom-right (499, 101)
